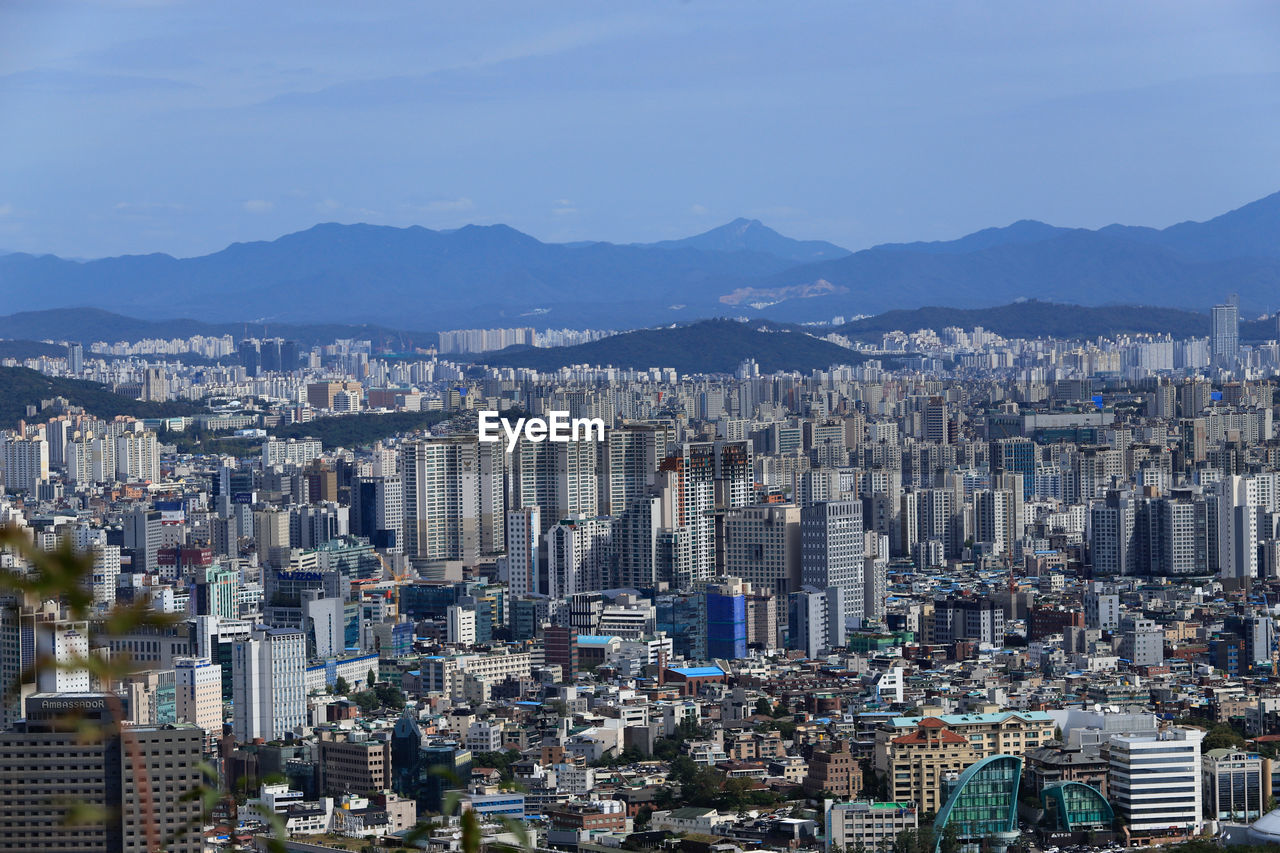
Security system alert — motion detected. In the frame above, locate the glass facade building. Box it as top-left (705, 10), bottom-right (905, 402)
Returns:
top-left (1040, 781), bottom-right (1114, 831)
top-left (706, 589), bottom-right (747, 659)
top-left (934, 754), bottom-right (1022, 852)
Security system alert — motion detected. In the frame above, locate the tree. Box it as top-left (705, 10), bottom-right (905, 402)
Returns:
top-left (719, 776), bottom-right (753, 810)
top-left (773, 717), bottom-right (797, 739)
top-left (654, 787), bottom-right (677, 810)
top-left (333, 676), bottom-right (351, 695)
top-left (653, 737), bottom-right (683, 761)
top-left (938, 824), bottom-right (960, 853)
top-left (366, 668), bottom-right (378, 689)
top-left (1202, 723), bottom-right (1247, 752)
top-left (754, 697), bottom-right (773, 716)
top-left (374, 682), bottom-right (406, 710)
top-left (352, 690), bottom-right (380, 712)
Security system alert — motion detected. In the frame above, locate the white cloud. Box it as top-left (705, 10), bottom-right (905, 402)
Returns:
top-left (690, 203), bottom-right (709, 215)
top-left (0, 203), bottom-right (13, 217)
top-left (243, 199), bottom-right (274, 214)
top-left (552, 199), bottom-right (577, 216)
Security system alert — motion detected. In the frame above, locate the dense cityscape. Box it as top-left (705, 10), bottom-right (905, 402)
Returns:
top-left (9, 3), bottom-right (1280, 853)
top-left (1, 295), bottom-right (1280, 852)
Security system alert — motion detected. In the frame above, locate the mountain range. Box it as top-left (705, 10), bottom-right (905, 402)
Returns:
top-left (4, 192), bottom-right (1280, 328)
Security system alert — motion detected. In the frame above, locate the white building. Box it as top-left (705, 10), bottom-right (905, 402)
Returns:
top-left (35, 621), bottom-right (91, 693)
top-left (827, 801), bottom-right (918, 852)
top-left (87, 542), bottom-right (121, 607)
top-left (401, 437), bottom-right (504, 562)
top-left (114, 431), bottom-right (160, 483)
top-left (1, 436), bottom-right (48, 494)
top-left (546, 515), bottom-right (613, 599)
top-left (232, 626), bottom-right (306, 742)
top-left (262, 438), bottom-right (323, 468)
top-left (447, 605), bottom-right (477, 646)
top-left (1218, 475), bottom-right (1260, 580)
top-left (801, 500), bottom-right (865, 625)
top-left (466, 719), bottom-right (505, 753)
top-left (175, 656), bottom-right (223, 746)
top-left (1106, 726), bottom-right (1205, 836)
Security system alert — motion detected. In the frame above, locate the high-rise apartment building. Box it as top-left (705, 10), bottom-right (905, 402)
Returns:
top-left (114, 432), bottom-right (160, 483)
top-left (401, 437), bottom-right (504, 563)
top-left (546, 515), bottom-right (613, 599)
top-left (505, 507), bottom-right (541, 598)
top-left (1212, 302), bottom-right (1240, 363)
top-left (174, 656), bottom-right (223, 747)
top-left (512, 434), bottom-right (598, 538)
top-left (232, 626), bottom-right (305, 742)
top-left (656, 443), bottom-right (718, 586)
top-left (800, 500), bottom-right (865, 626)
top-left (1217, 474), bottom-right (1259, 580)
top-left (1, 436), bottom-right (48, 494)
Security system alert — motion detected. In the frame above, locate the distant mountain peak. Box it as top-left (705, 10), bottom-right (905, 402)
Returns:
top-left (644, 218), bottom-right (850, 263)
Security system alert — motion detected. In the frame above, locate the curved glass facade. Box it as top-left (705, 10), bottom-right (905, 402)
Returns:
top-left (1040, 781), bottom-right (1114, 831)
top-left (934, 754), bottom-right (1022, 851)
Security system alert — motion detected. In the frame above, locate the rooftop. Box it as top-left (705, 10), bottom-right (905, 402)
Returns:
top-left (669, 666), bottom-right (726, 678)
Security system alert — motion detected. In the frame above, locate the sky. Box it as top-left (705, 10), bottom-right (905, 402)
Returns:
top-left (3, 1), bottom-right (1280, 259)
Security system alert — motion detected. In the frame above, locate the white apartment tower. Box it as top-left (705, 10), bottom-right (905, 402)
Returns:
top-left (401, 437), bottom-right (504, 563)
top-left (232, 626), bottom-right (306, 742)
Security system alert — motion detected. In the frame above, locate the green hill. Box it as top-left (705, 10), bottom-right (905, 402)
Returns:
top-left (0, 340), bottom-right (66, 360)
top-left (0, 366), bottom-right (203, 426)
top-left (269, 410), bottom-right (452, 448)
top-left (481, 319), bottom-right (875, 374)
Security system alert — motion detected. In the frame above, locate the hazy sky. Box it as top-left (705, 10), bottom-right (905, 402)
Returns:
top-left (4, 1), bottom-right (1280, 258)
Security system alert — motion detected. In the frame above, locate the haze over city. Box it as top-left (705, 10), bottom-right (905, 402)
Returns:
top-left (4, 1), bottom-right (1280, 258)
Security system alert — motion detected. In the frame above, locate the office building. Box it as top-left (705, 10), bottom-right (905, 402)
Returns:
top-left (706, 576), bottom-right (749, 660)
top-left (1212, 302), bottom-right (1240, 363)
top-left (788, 586), bottom-right (845, 658)
top-left (1203, 748), bottom-right (1268, 823)
top-left (1106, 726), bottom-right (1204, 837)
top-left (801, 500), bottom-right (865, 626)
top-left (232, 626), bottom-right (306, 742)
top-left (0, 694), bottom-right (203, 853)
top-left (725, 503), bottom-right (801, 599)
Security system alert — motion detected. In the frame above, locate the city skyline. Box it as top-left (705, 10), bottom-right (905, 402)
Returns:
top-left (7, 4), bottom-right (1280, 852)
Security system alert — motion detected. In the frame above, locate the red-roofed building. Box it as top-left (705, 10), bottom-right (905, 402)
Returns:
top-left (886, 719), bottom-right (977, 814)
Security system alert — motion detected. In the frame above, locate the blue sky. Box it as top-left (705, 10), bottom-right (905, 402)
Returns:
top-left (3, 1), bottom-right (1280, 258)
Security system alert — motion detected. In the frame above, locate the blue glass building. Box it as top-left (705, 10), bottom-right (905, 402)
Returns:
top-left (706, 588), bottom-right (747, 659)
top-left (934, 754), bottom-right (1022, 852)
